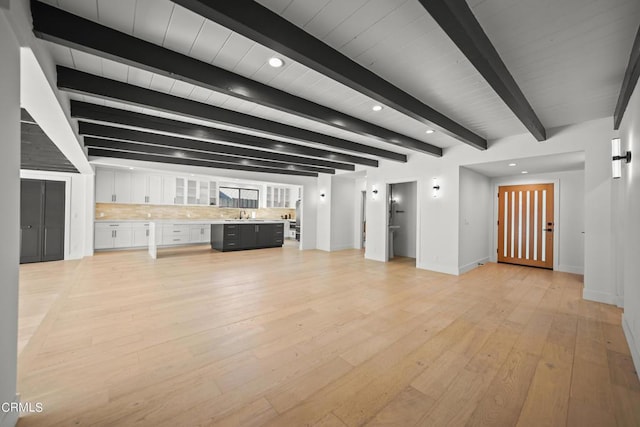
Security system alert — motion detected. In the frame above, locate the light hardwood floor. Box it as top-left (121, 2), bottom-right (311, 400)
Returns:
top-left (16, 246), bottom-right (640, 426)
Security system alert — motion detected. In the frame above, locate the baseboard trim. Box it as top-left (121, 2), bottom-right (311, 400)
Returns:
top-left (622, 314), bottom-right (640, 382)
top-left (416, 262), bottom-right (458, 276)
top-left (557, 264), bottom-right (584, 275)
top-left (582, 289), bottom-right (620, 306)
top-left (0, 394), bottom-right (20, 427)
top-left (330, 244), bottom-right (356, 252)
top-left (458, 257), bottom-right (490, 275)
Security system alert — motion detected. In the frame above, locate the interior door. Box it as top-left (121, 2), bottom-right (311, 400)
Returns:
top-left (42, 181), bottom-right (65, 261)
top-left (497, 184), bottom-right (554, 269)
top-left (20, 180), bottom-right (44, 263)
top-left (20, 179), bottom-right (65, 263)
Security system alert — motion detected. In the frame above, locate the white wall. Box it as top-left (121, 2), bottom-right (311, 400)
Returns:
top-left (489, 170), bottom-right (585, 274)
top-left (0, 8), bottom-right (20, 427)
top-left (353, 178), bottom-right (366, 250)
top-left (618, 78), bottom-right (640, 379)
top-left (459, 167), bottom-right (492, 273)
top-left (390, 181), bottom-right (417, 258)
top-left (364, 117), bottom-right (613, 289)
top-left (330, 176), bottom-right (357, 251)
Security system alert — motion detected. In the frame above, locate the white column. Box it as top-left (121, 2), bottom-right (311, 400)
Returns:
top-left (0, 7), bottom-right (21, 427)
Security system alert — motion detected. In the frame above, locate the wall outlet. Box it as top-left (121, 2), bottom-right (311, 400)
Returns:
top-left (147, 213), bottom-right (151, 218)
top-left (99, 212), bottom-right (104, 217)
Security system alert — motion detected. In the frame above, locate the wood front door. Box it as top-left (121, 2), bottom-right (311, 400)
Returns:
top-left (497, 184), bottom-right (554, 269)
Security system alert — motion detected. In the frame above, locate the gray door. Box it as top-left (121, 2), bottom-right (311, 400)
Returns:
top-left (20, 179), bottom-right (65, 264)
top-left (20, 180), bottom-right (43, 263)
top-left (42, 181), bottom-right (65, 262)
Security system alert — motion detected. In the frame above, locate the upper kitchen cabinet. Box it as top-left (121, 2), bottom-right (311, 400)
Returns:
top-left (131, 173), bottom-right (163, 204)
top-left (265, 185), bottom-right (295, 208)
top-left (95, 168), bottom-right (131, 203)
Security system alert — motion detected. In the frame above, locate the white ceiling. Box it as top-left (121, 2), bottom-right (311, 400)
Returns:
top-left (39, 0), bottom-right (640, 160)
top-left (462, 151), bottom-right (585, 178)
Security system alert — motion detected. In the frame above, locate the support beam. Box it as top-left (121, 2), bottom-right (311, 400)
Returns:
top-left (57, 67), bottom-right (407, 162)
top-left (84, 137), bottom-right (335, 175)
top-left (31, 0), bottom-right (440, 157)
top-left (614, 23), bottom-right (640, 130)
top-left (172, 0), bottom-right (487, 150)
top-left (71, 101), bottom-right (378, 167)
top-left (87, 148), bottom-right (318, 177)
top-left (79, 122), bottom-right (354, 171)
top-left (417, 0), bottom-right (546, 141)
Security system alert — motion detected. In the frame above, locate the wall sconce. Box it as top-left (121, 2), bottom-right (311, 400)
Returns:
top-left (432, 178), bottom-right (440, 198)
top-left (612, 138), bottom-right (632, 179)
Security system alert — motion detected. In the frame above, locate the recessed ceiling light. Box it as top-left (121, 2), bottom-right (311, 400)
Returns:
top-left (426, 129), bottom-right (435, 134)
top-left (268, 57), bottom-right (284, 68)
top-left (521, 171), bottom-right (528, 174)
top-left (129, 167), bottom-right (134, 170)
top-left (372, 105), bottom-right (383, 112)
top-left (508, 163), bottom-right (517, 167)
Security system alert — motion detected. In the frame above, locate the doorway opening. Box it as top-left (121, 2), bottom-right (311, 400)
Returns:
top-left (497, 183), bottom-right (554, 269)
top-left (388, 182), bottom-right (417, 265)
top-left (360, 190), bottom-right (366, 251)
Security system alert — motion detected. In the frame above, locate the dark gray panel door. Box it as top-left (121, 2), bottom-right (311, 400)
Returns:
top-left (20, 180), bottom-right (43, 263)
top-left (20, 179), bottom-right (66, 264)
top-left (42, 181), bottom-right (65, 262)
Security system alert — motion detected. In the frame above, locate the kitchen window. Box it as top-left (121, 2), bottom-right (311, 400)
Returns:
top-left (219, 187), bottom-right (259, 208)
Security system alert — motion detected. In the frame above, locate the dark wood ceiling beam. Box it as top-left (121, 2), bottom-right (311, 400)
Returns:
top-left (614, 24), bottom-right (640, 129)
top-left (70, 101), bottom-right (377, 167)
top-left (84, 137), bottom-right (335, 174)
top-left (57, 67), bottom-right (407, 163)
top-left (172, 0), bottom-right (486, 150)
top-left (79, 122), bottom-right (355, 171)
top-left (31, 0), bottom-right (440, 157)
top-left (417, 0), bottom-right (546, 141)
top-left (87, 148), bottom-right (318, 177)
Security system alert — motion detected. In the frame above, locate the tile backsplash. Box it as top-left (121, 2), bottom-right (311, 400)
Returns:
top-left (96, 203), bottom-right (296, 220)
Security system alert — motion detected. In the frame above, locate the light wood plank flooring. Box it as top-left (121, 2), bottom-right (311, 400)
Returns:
top-left (16, 246), bottom-right (640, 426)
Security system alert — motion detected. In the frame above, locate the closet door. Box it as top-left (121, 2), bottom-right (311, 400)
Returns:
top-left (42, 181), bottom-right (65, 262)
top-left (20, 180), bottom-right (43, 264)
top-left (20, 179), bottom-right (66, 264)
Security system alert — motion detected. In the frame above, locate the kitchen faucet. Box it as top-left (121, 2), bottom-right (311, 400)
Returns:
top-left (240, 210), bottom-right (247, 219)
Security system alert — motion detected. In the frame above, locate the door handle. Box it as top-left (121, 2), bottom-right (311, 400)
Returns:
top-left (25, 225), bottom-right (32, 229)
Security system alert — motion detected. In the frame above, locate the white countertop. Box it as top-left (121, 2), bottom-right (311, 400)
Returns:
top-left (96, 219), bottom-right (287, 224)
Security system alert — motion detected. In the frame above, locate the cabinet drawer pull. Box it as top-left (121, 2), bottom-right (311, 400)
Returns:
top-left (173, 238), bottom-right (181, 242)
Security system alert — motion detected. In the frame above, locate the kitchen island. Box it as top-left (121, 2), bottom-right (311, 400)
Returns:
top-left (147, 219), bottom-right (286, 259)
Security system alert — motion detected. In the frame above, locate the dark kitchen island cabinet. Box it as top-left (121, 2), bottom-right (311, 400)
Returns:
top-left (211, 222), bottom-right (284, 252)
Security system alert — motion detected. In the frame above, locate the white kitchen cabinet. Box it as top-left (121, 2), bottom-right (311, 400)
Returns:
top-left (162, 176), bottom-right (177, 205)
top-left (95, 223), bottom-right (133, 249)
top-left (197, 181), bottom-right (209, 205)
top-left (265, 185), bottom-right (296, 208)
top-left (132, 223), bottom-right (150, 247)
top-left (189, 224), bottom-right (211, 243)
top-left (175, 178), bottom-right (186, 205)
top-left (161, 224), bottom-right (190, 245)
top-left (94, 226), bottom-right (115, 249)
top-left (187, 179), bottom-right (198, 204)
top-left (95, 169), bottom-right (132, 203)
top-left (132, 174), bottom-right (163, 204)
